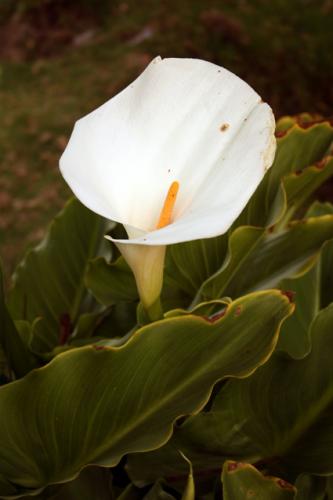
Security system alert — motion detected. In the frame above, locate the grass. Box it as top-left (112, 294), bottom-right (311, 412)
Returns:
top-left (1, 0), bottom-right (333, 281)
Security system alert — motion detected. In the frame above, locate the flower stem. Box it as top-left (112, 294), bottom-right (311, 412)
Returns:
top-left (145, 297), bottom-right (163, 322)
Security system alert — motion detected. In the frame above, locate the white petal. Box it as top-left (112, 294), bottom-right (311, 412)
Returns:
top-left (106, 90), bottom-right (275, 246)
top-left (60, 56), bottom-right (275, 243)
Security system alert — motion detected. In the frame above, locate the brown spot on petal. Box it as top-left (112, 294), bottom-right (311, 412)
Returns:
top-left (220, 123), bottom-right (229, 132)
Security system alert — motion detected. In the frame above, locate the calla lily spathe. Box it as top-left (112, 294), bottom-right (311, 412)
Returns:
top-left (60, 56), bottom-right (276, 315)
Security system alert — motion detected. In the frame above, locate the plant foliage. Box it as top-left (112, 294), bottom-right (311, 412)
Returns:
top-left (1, 115), bottom-right (333, 498)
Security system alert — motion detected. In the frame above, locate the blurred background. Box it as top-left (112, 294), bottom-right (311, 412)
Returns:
top-left (1, 0), bottom-right (333, 280)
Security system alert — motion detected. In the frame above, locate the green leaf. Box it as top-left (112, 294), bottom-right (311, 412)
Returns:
top-left (117, 484), bottom-right (142, 500)
top-left (240, 120), bottom-right (333, 226)
top-left (267, 122), bottom-right (333, 205)
top-left (0, 264), bottom-right (38, 378)
top-left (304, 202), bottom-right (333, 309)
top-left (294, 475), bottom-right (327, 500)
top-left (86, 257), bottom-right (138, 305)
top-left (127, 444), bottom-right (189, 487)
top-left (198, 226), bottom-right (265, 301)
top-left (283, 156), bottom-right (333, 221)
top-left (320, 238), bottom-right (333, 309)
top-left (213, 302), bottom-right (333, 475)
top-left (46, 467), bottom-right (113, 500)
top-left (0, 291), bottom-right (292, 496)
top-left (0, 474), bottom-right (20, 498)
top-left (127, 398), bottom-right (260, 485)
top-left (143, 481), bottom-right (175, 500)
top-left (306, 201), bottom-right (333, 218)
top-left (55, 467), bottom-right (113, 500)
top-left (277, 258), bottom-right (319, 359)
top-left (200, 215), bottom-right (333, 300)
top-left (222, 461), bottom-right (295, 499)
top-left (8, 198), bottom-right (106, 353)
top-left (180, 453), bottom-right (194, 500)
top-left (164, 236), bottom-right (228, 298)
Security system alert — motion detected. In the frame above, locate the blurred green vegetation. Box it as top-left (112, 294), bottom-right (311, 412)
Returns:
top-left (0, 0), bottom-right (333, 281)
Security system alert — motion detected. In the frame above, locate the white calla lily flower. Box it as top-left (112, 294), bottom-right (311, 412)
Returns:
top-left (60, 56), bottom-right (276, 317)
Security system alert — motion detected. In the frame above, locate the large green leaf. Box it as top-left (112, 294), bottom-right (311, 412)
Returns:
top-left (8, 198), bottom-right (106, 353)
top-left (200, 215), bottom-right (333, 300)
top-left (0, 291), bottom-right (292, 496)
top-left (19, 468), bottom-right (114, 500)
top-left (49, 467), bottom-right (113, 500)
top-left (212, 302), bottom-right (333, 475)
top-left (0, 264), bottom-right (37, 378)
top-left (222, 461), bottom-right (295, 499)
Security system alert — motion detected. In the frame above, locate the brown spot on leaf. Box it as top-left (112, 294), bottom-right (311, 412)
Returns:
top-left (235, 305), bottom-right (242, 316)
top-left (275, 130), bottom-right (287, 138)
top-left (220, 123), bottom-right (229, 132)
top-left (227, 461), bottom-right (245, 472)
top-left (93, 345), bottom-right (106, 351)
top-left (295, 115), bottom-right (333, 129)
top-left (204, 308), bottom-right (227, 323)
top-left (59, 313), bottom-right (73, 345)
top-left (281, 290), bottom-right (295, 303)
top-left (315, 157), bottom-right (329, 169)
top-left (276, 479), bottom-right (295, 491)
